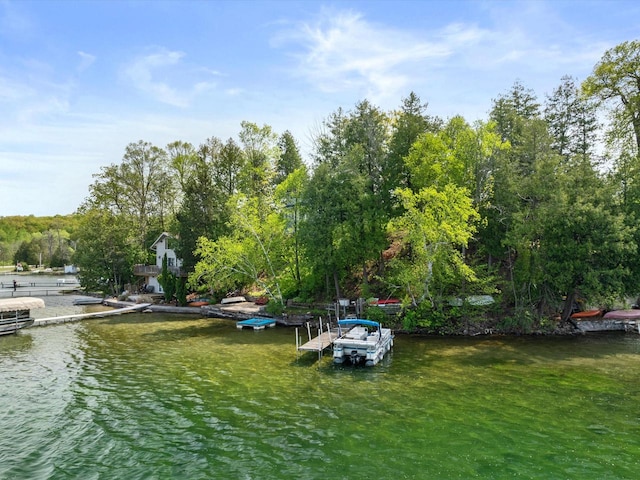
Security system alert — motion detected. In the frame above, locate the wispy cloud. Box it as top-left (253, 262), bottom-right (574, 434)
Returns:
top-left (77, 51), bottom-right (96, 72)
top-left (273, 6), bottom-right (608, 106)
top-left (0, 76), bottom-right (34, 102)
top-left (273, 9), bottom-right (485, 101)
top-left (122, 48), bottom-right (218, 107)
top-left (0, 1), bottom-right (35, 41)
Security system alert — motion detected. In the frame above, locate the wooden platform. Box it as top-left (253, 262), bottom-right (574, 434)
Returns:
top-left (297, 330), bottom-right (338, 352)
top-left (32, 303), bottom-right (151, 327)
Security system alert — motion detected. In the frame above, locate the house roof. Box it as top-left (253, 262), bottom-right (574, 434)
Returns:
top-left (150, 232), bottom-right (172, 251)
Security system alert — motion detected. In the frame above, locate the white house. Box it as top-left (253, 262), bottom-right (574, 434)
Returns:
top-left (133, 232), bottom-right (182, 294)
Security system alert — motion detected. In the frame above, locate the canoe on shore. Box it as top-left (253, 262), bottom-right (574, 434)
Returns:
top-left (570, 310), bottom-right (603, 319)
top-left (603, 309), bottom-right (640, 320)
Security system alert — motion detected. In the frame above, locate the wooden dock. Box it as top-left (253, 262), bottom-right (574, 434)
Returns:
top-left (295, 318), bottom-right (339, 363)
top-left (297, 330), bottom-right (338, 352)
top-left (32, 303), bottom-right (151, 327)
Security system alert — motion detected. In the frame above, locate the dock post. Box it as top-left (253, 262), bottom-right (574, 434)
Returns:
top-left (306, 321), bottom-right (311, 342)
top-left (295, 327), bottom-right (299, 356)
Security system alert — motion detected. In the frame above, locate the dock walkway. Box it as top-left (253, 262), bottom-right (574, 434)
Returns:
top-left (33, 303), bottom-right (150, 327)
top-left (295, 318), bottom-right (339, 362)
top-left (297, 330), bottom-right (338, 352)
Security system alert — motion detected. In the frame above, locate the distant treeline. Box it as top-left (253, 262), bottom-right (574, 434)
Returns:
top-left (0, 215), bottom-right (80, 269)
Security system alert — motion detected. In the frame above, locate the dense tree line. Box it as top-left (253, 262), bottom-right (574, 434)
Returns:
top-left (65, 40), bottom-right (640, 331)
top-left (0, 215), bottom-right (80, 268)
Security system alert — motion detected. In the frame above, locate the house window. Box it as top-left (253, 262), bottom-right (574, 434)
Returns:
top-left (168, 257), bottom-right (175, 267)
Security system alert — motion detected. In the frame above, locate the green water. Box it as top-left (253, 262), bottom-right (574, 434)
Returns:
top-left (1, 314), bottom-right (640, 479)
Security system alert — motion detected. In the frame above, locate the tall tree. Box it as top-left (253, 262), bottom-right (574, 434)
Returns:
top-left (385, 92), bottom-right (441, 194)
top-left (545, 75), bottom-right (599, 163)
top-left (86, 140), bottom-right (173, 251)
top-left (275, 131), bottom-right (304, 186)
top-left (174, 137), bottom-right (238, 272)
top-left (305, 101), bottom-right (391, 296)
top-left (388, 184), bottom-right (479, 307)
top-left (583, 40), bottom-right (640, 154)
top-left (238, 121), bottom-right (279, 203)
top-left (191, 193), bottom-right (288, 304)
top-left (72, 208), bottom-right (144, 295)
top-left (167, 140), bottom-right (198, 193)
top-left (274, 166), bottom-right (309, 294)
top-left (299, 155), bottom-right (367, 299)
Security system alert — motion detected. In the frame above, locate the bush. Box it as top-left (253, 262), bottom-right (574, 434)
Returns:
top-left (265, 300), bottom-right (284, 316)
top-left (497, 310), bottom-right (534, 334)
top-left (363, 305), bottom-right (388, 324)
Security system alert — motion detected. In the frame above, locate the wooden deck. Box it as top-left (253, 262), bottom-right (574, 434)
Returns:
top-left (297, 330), bottom-right (338, 352)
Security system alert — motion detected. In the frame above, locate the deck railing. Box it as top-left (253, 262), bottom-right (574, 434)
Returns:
top-left (133, 265), bottom-right (183, 276)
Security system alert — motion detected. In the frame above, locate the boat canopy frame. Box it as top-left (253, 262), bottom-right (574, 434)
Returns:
top-left (337, 319), bottom-right (382, 329)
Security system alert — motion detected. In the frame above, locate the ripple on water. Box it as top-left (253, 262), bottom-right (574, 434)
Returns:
top-left (2, 320), bottom-right (640, 479)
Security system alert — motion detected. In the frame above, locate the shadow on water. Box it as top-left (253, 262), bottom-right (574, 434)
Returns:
top-left (399, 331), bottom-right (640, 368)
top-left (0, 332), bottom-right (34, 356)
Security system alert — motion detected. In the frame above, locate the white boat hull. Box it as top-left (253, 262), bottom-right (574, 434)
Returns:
top-left (333, 324), bottom-right (393, 366)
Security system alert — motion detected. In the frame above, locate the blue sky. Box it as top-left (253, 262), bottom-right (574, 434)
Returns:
top-left (1, 0), bottom-right (638, 216)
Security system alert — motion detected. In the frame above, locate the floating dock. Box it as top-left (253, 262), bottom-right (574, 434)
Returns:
top-left (236, 318), bottom-right (276, 330)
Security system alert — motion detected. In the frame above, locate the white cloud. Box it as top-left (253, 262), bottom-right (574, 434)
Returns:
top-left (274, 10), bottom-right (484, 102)
top-left (77, 51), bottom-right (96, 71)
top-left (122, 48), bottom-right (218, 107)
top-left (273, 5), bottom-right (611, 114)
top-left (0, 76), bottom-right (34, 102)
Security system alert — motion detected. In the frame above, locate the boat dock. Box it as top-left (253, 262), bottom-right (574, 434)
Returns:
top-left (295, 319), bottom-right (338, 360)
top-left (32, 303), bottom-right (151, 327)
top-left (297, 330), bottom-right (338, 352)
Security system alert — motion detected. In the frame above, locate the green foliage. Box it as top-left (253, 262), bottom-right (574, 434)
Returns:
top-left (401, 302), bottom-right (450, 333)
top-left (84, 140), bottom-right (174, 253)
top-left (388, 184), bottom-right (479, 306)
top-left (265, 300), bottom-right (284, 316)
top-left (275, 131), bottom-right (303, 186)
top-left (158, 253), bottom-right (176, 302)
top-left (20, 47), bottom-right (640, 336)
top-left (0, 215), bottom-right (79, 267)
top-left (583, 40), bottom-right (640, 154)
top-left (362, 305), bottom-right (390, 325)
top-left (497, 311), bottom-right (535, 335)
top-left (13, 241), bottom-right (39, 266)
top-left (73, 208), bottom-right (144, 295)
top-left (190, 193), bottom-right (288, 305)
top-left (174, 137), bottom-right (234, 271)
top-left (175, 277), bottom-right (187, 306)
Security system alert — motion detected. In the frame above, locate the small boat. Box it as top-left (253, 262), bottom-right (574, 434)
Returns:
top-left (570, 309), bottom-right (603, 319)
top-left (333, 319), bottom-right (393, 367)
top-left (0, 297), bottom-right (45, 336)
top-left (603, 310), bottom-right (640, 320)
top-left (73, 297), bottom-right (104, 305)
top-left (221, 296), bottom-right (247, 305)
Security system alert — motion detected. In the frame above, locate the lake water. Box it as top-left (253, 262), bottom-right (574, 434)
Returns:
top-left (1, 296), bottom-right (640, 479)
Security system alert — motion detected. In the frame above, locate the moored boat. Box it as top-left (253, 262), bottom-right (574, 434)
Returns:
top-left (0, 297), bottom-right (45, 336)
top-left (333, 319), bottom-right (393, 367)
